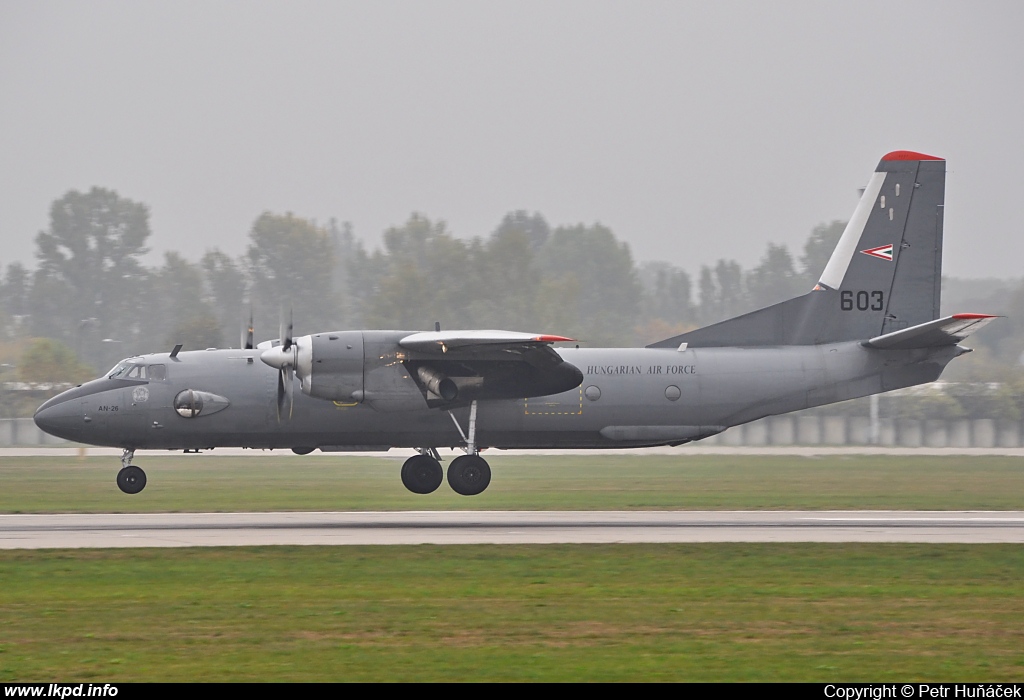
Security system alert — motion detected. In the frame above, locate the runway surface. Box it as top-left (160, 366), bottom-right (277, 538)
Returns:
top-left (2, 510), bottom-right (1023, 548)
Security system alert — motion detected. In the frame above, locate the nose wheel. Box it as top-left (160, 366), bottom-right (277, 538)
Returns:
top-left (117, 465), bottom-right (147, 494)
top-left (116, 448), bottom-right (147, 494)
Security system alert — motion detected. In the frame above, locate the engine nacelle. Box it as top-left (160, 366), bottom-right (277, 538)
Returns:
top-left (302, 331), bottom-right (365, 402)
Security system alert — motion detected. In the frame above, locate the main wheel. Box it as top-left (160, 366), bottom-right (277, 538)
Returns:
top-left (401, 454), bottom-right (444, 494)
top-left (447, 455), bottom-right (491, 496)
top-left (116, 465), bottom-right (147, 494)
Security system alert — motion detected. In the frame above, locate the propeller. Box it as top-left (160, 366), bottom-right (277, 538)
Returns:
top-left (261, 309), bottom-right (297, 421)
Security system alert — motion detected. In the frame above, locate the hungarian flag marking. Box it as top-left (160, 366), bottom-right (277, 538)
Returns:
top-left (861, 244), bottom-right (894, 261)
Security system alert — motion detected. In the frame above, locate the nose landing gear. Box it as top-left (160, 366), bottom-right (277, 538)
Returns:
top-left (116, 448), bottom-right (147, 494)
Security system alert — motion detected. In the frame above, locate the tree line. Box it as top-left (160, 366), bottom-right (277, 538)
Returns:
top-left (1, 186), bottom-right (1020, 384)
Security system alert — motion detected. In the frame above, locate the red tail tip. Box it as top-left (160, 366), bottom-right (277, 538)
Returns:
top-left (882, 150), bottom-right (944, 161)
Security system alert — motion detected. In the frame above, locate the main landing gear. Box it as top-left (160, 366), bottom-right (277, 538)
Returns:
top-left (401, 452), bottom-right (444, 494)
top-left (400, 401), bottom-right (492, 496)
top-left (116, 448), bottom-right (147, 494)
top-left (446, 454), bottom-right (491, 496)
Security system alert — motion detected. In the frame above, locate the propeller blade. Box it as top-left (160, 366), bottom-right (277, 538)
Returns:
top-left (244, 308), bottom-right (254, 350)
top-left (285, 364), bottom-right (294, 419)
top-left (279, 308), bottom-right (294, 352)
top-left (276, 367), bottom-right (285, 422)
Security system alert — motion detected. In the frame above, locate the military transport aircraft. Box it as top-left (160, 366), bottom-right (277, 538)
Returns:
top-left (34, 151), bottom-right (996, 496)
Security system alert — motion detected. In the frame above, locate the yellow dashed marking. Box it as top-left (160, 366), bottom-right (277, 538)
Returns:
top-left (524, 387), bottom-right (583, 416)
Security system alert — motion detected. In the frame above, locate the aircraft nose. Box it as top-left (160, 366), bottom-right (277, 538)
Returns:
top-left (34, 395), bottom-right (81, 441)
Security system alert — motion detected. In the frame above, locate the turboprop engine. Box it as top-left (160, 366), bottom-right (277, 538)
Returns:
top-left (260, 330), bottom-right (365, 413)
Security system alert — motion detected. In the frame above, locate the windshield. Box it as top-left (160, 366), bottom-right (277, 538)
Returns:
top-left (107, 359), bottom-right (146, 379)
top-left (107, 361), bottom-right (132, 379)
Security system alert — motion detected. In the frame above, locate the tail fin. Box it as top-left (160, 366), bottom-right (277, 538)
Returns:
top-left (648, 151), bottom-right (946, 348)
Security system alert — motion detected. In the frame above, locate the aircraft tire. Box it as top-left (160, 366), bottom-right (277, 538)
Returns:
top-left (291, 446), bottom-right (315, 455)
top-left (116, 465), bottom-right (147, 495)
top-left (401, 454), bottom-right (443, 494)
top-left (447, 455), bottom-right (491, 496)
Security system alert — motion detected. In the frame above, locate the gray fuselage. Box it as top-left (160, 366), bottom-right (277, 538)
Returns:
top-left (34, 331), bottom-right (958, 452)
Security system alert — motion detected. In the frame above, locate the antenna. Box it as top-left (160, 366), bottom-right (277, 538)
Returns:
top-left (170, 344), bottom-right (182, 358)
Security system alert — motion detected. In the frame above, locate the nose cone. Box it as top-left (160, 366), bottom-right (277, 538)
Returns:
top-left (34, 394), bottom-right (82, 441)
top-left (260, 345), bottom-right (293, 370)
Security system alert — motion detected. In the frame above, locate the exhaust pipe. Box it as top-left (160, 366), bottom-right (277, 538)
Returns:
top-left (417, 366), bottom-right (458, 401)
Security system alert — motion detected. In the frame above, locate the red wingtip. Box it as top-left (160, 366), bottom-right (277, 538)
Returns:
top-left (533, 335), bottom-right (575, 343)
top-left (952, 313), bottom-right (998, 320)
top-left (882, 150), bottom-right (944, 161)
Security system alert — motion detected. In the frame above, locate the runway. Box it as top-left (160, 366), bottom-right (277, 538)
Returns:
top-left (2, 510), bottom-right (1023, 548)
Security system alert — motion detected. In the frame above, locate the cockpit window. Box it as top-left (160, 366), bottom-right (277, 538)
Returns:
top-left (107, 361), bottom-right (133, 379)
top-left (107, 359), bottom-right (147, 380)
top-left (149, 364), bottom-right (166, 380)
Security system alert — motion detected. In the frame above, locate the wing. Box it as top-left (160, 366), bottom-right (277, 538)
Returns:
top-left (399, 330), bottom-right (575, 352)
top-left (398, 330), bottom-right (582, 406)
top-left (863, 313), bottom-right (998, 350)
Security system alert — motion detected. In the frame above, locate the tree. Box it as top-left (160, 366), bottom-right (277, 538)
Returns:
top-left (0, 262), bottom-right (30, 340)
top-left (147, 252), bottom-right (223, 351)
top-left (746, 243), bottom-right (804, 307)
top-left (17, 338), bottom-right (93, 385)
top-left (537, 223), bottom-right (642, 346)
top-left (328, 219), bottom-right (371, 329)
top-left (698, 259), bottom-right (749, 325)
top-left (493, 211), bottom-right (550, 251)
top-left (202, 249), bottom-right (248, 344)
top-left (247, 213), bottom-right (339, 334)
top-left (468, 216), bottom-right (545, 330)
top-left (0, 262), bottom-right (29, 318)
top-left (800, 220), bottom-right (846, 285)
top-left (362, 214), bottom-right (476, 329)
top-left (33, 188), bottom-right (151, 350)
top-left (639, 261), bottom-right (695, 325)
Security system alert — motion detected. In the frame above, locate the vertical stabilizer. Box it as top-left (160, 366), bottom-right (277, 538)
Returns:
top-left (648, 151), bottom-right (946, 348)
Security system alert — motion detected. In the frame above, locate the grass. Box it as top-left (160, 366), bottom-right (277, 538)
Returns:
top-left (0, 454), bottom-right (1023, 513)
top-left (0, 544), bottom-right (1022, 681)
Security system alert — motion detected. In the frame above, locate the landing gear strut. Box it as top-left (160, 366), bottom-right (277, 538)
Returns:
top-left (116, 448), bottom-right (147, 495)
top-left (445, 400), bottom-right (492, 496)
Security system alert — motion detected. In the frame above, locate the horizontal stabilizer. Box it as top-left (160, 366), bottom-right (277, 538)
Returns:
top-left (863, 314), bottom-right (997, 350)
top-left (400, 330), bottom-right (574, 353)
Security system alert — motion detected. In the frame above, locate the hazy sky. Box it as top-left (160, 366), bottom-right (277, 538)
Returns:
top-left (2, 1), bottom-right (1022, 279)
